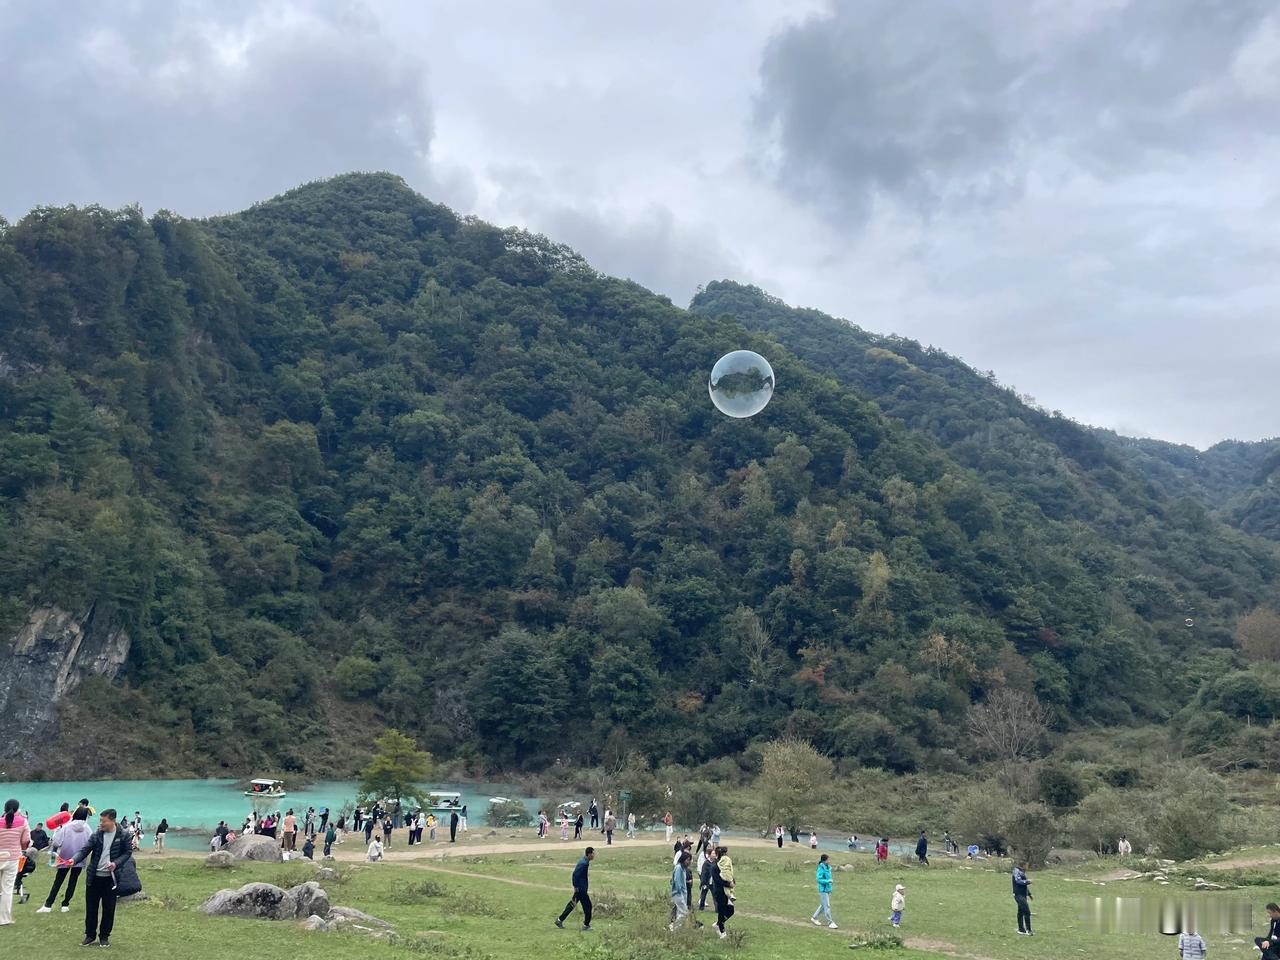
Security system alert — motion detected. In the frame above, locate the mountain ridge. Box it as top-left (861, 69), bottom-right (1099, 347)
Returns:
top-left (0, 173), bottom-right (1276, 778)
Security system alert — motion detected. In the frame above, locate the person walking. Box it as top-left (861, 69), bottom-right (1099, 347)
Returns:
top-left (915, 831), bottom-right (929, 865)
top-left (698, 847), bottom-right (714, 911)
top-left (574, 812), bottom-right (584, 840)
top-left (890, 883), bottom-right (905, 928)
top-left (554, 847), bottom-right (595, 932)
top-left (663, 812), bottom-right (673, 843)
top-left (450, 810), bottom-right (459, 843)
top-left (38, 806), bottom-right (91, 913)
top-left (811, 853), bottom-right (837, 929)
top-left (775, 824), bottom-right (784, 849)
top-left (382, 815), bottom-right (393, 848)
top-left (0, 798), bottom-right (31, 925)
top-left (710, 845), bottom-right (735, 940)
top-left (460, 804), bottom-right (468, 832)
top-left (603, 810), bottom-right (616, 846)
top-left (627, 812), bottom-right (636, 840)
top-left (1013, 860), bottom-right (1033, 936)
top-left (153, 818), bottom-right (168, 852)
top-left (669, 850), bottom-right (692, 931)
top-left (588, 799), bottom-right (599, 830)
top-left (877, 837), bottom-right (889, 864)
top-left (72, 808), bottom-right (133, 947)
top-left (323, 822), bottom-right (337, 858)
top-left (366, 835), bottom-right (384, 861)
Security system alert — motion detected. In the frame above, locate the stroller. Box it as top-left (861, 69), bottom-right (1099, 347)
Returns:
top-left (14, 844), bottom-right (39, 904)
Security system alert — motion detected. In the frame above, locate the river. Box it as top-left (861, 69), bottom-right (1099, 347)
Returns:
top-left (0, 778), bottom-right (541, 850)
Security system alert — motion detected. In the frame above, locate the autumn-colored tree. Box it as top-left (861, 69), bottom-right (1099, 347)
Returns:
top-left (1236, 606), bottom-right (1280, 663)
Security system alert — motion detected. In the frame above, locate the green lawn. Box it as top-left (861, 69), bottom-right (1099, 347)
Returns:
top-left (4, 842), bottom-right (1278, 959)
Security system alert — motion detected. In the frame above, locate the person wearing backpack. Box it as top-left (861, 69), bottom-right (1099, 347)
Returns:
top-left (72, 808), bottom-right (137, 948)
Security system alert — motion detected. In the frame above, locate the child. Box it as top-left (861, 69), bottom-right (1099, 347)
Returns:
top-left (809, 831), bottom-right (819, 850)
top-left (890, 883), bottom-right (905, 927)
top-left (560, 812), bottom-right (569, 840)
top-left (876, 838), bottom-right (889, 864)
top-left (15, 842), bottom-right (39, 904)
top-left (718, 847), bottom-right (736, 904)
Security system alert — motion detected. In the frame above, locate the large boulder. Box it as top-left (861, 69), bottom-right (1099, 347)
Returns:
top-left (205, 851), bottom-right (235, 869)
top-left (290, 882), bottom-right (330, 920)
top-left (226, 834), bottom-right (283, 863)
top-left (200, 881), bottom-right (331, 921)
top-left (201, 883), bottom-right (297, 920)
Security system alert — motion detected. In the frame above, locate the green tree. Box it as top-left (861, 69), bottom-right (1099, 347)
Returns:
top-left (758, 737), bottom-right (833, 838)
top-left (358, 729), bottom-right (433, 807)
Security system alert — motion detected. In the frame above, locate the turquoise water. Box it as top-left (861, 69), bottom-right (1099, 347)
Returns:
top-left (0, 779), bottom-right (539, 850)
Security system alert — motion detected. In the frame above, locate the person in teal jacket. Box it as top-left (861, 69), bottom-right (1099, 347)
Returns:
top-left (810, 853), bottom-right (837, 929)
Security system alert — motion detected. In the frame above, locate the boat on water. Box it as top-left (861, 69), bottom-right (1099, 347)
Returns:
top-left (245, 779), bottom-right (286, 811)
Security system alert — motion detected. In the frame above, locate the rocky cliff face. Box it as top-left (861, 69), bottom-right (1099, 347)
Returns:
top-left (0, 604), bottom-right (130, 763)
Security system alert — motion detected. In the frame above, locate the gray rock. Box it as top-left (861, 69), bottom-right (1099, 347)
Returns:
top-left (330, 905), bottom-right (392, 928)
top-left (0, 605), bottom-right (130, 764)
top-left (226, 834), bottom-right (284, 863)
top-left (301, 915), bottom-right (329, 932)
top-left (117, 892), bottom-right (149, 904)
top-left (315, 867), bottom-right (339, 882)
top-left (205, 851), bottom-right (235, 868)
top-left (289, 881), bottom-right (330, 920)
top-left (201, 883), bottom-right (295, 920)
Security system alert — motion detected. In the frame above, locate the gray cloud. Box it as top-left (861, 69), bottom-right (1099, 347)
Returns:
top-left (0, 1), bottom-right (431, 218)
top-left (755, 0), bottom-right (1279, 221)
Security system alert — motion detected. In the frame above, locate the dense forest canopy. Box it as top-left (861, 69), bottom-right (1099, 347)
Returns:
top-left (1, 174), bottom-right (1277, 778)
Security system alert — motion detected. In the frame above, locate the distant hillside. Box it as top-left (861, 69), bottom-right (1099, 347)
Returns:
top-left (1093, 432), bottom-right (1280, 542)
top-left (1, 178), bottom-right (1278, 779)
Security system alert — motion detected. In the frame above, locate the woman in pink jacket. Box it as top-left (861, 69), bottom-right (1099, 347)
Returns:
top-left (0, 798), bottom-right (33, 925)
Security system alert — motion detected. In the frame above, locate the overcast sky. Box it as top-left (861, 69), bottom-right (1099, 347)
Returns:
top-left (3, 0), bottom-right (1277, 448)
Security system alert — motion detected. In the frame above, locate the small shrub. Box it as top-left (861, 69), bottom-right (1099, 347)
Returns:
top-left (443, 892), bottom-right (507, 918)
top-left (485, 799), bottom-right (530, 827)
top-left (389, 878), bottom-right (448, 904)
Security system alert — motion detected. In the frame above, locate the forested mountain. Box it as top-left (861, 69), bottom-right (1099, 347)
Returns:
top-left (1093, 432), bottom-right (1280, 542)
top-left (1, 175), bottom-right (1277, 779)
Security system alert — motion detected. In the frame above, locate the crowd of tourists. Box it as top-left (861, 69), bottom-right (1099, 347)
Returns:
top-left (0, 795), bottom-right (141, 947)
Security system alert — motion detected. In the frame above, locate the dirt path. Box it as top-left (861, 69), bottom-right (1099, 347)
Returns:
top-left (1202, 853), bottom-right (1280, 870)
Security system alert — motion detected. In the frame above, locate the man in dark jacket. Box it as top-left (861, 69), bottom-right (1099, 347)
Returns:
top-left (1012, 860), bottom-right (1033, 935)
top-left (72, 808), bottom-right (133, 948)
top-left (554, 847), bottom-right (595, 931)
top-left (916, 831), bottom-right (929, 865)
top-left (1256, 902), bottom-right (1280, 960)
top-left (450, 810), bottom-right (459, 843)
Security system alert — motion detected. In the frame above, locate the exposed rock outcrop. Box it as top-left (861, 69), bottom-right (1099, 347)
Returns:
top-left (199, 881), bottom-right (329, 921)
top-left (0, 605), bottom-right (130, 760)
top-left (226, 834), bottom-right (284, 863)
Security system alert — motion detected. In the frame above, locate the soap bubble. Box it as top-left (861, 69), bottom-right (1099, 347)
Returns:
top-left (1185, 618), bottom-right (1194, 627)
top-left (709, 350), bottom-right (775, 418)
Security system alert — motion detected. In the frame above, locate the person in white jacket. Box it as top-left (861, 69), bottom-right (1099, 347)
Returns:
top-left (890, 884), bottom-right (906, 928)
top-left (39, 808), bottom-right (92, 913)
top-left (1117, 835), bottom-right (1132, 856)
top-left (367, 836), bottom-right (384, 861)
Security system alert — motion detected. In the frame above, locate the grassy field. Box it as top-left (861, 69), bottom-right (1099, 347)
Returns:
top-left (4, 836), bottom-right (1279, 959)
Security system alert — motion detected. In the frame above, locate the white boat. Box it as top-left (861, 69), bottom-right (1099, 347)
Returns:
top-left (245, 779), bottom-right (286, 811)
top-left (488, 796), bottom-right (510, 803)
